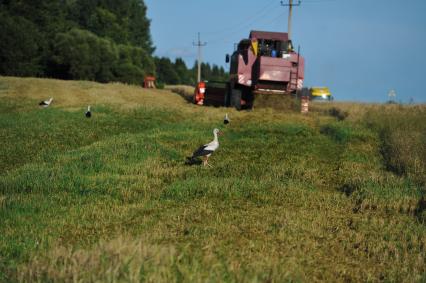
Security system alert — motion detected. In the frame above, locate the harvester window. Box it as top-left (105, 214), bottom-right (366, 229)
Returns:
top-left (259, 39), bottom-right (273, 56)
top-left (271, 41), bottom-right (281, 57)
top-left (248, 38), bottom-right (291, 58)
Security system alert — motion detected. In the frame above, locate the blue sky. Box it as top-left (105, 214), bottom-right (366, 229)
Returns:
top-left (144, 0), bottom-right (426, 103)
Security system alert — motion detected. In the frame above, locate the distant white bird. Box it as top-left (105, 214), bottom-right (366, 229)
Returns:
top-left (85, 105), bottom-right (91, 118)
top-left (224, 113), bottom-right (230, 125)
top-left (187, 128), bottom-right (221, 167)
top-left (39, 97), bottom-right (53, 107)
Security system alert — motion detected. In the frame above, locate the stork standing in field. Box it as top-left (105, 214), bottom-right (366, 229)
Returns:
top-left (39, 97), bottom-right (53, 107)
top-left (224, 113), bottom-right (230, 125)
top-left (85, 105), bottom-right (91, 118)
top-left (187, 128), bottom-right (221, 167)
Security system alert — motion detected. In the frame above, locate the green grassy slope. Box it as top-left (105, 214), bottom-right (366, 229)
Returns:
top-left (0, 77), bottom-right (425, 282)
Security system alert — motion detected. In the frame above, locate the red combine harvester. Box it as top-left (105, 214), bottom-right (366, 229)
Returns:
top-left (194, 30), bottom-right (304, 110)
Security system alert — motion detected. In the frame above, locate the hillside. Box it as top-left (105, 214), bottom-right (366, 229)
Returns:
top-left (0, 76), bottom-right (425, 282)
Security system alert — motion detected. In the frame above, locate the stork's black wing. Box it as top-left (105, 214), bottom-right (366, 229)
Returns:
top-left (191, 145), bottom-right (214, 158)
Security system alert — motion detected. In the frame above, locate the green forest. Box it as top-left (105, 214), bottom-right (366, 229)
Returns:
top-left (0, 0), bottom-right (227, 86)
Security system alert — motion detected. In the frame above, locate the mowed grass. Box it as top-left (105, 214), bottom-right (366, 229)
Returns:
top-left (0, 76), bottom-right (425, 282)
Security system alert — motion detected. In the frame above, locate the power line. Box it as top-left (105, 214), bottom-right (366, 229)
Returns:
top-left (203, 0), bottom-right (277, 36)
top-left (263, 11), bottom-right (289, 27)
top-left (205, 5), bottom-right (284, 44)
top-left (205, 0), bottom-right (342, 42)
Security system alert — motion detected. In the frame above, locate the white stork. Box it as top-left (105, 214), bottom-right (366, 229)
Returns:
top-left (39, 97), bottom-right (53, 107)
top-left (224, 113), bottom-right (230, 125)
top-left (187, 128), bottom-right (221, 167)
top-left (85, 105), bottom-right (91, 118)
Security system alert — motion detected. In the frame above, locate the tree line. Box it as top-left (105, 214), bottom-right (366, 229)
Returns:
top-left (154, 58), bottom-right (228, 87)
top-left (0, 0), bottom-right (228, 86)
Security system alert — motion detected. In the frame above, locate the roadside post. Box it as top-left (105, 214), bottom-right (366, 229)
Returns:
top-left (300, 87), bottom-right (310, 114)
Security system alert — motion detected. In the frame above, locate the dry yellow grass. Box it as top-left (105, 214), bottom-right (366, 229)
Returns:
top-left (310, 100), bottom-right (426, 122)
top-left (0, 76), bottom-right (185, 111)
top-left (0, 77), bottom-right (278, 125)
top-left (18, 236), bottom-right (178, 282)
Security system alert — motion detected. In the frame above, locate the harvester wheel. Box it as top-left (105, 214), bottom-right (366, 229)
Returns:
top-left (231, 88), bottom-right (242, 110)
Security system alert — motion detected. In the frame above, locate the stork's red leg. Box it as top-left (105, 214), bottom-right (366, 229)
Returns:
top-left (205, 156), bottom-right (213, 167)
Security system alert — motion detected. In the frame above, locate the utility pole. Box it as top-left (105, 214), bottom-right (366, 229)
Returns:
top-left (281, 0), bottom-right (301, 40)
top-left (193, 32), bottom-right (207, 83)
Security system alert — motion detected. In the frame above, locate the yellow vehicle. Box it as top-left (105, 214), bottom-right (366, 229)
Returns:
top-left (309, 87), bottom-right (333, 101)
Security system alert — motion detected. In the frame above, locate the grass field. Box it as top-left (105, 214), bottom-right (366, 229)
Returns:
top-left (0, 76), bottom-right (425, 282)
